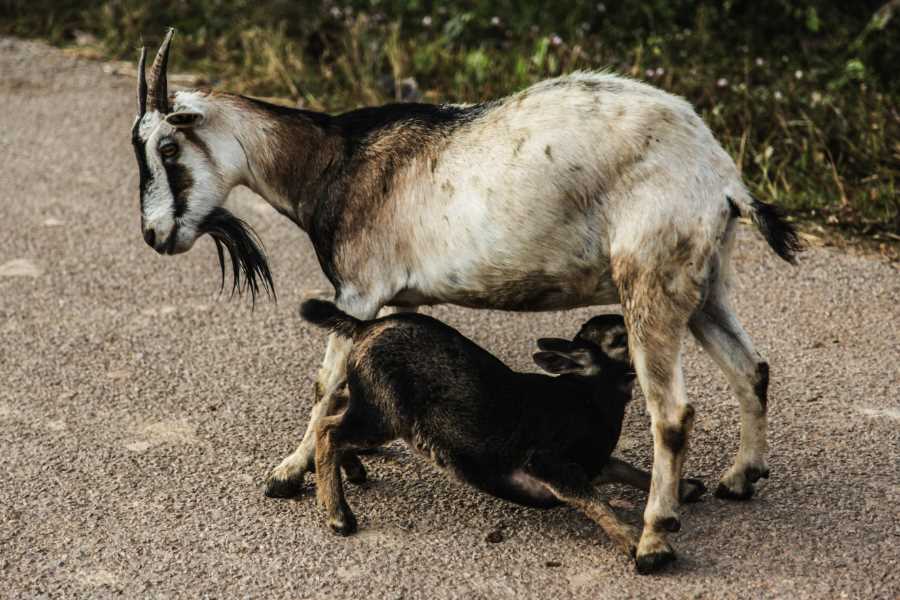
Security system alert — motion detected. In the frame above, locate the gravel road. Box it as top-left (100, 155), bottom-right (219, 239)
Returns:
top-left (1, 37), bottom-right (898, 599)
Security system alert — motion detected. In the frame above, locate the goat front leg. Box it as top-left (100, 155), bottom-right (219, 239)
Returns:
top-left (265, 296), bottom-right (379, 498)
top-left (525, 453), bottom-right (640, 559)
top-left (614, 252), bottom-right (702, 574)
top-left (596, 457), bottom-right (706, 503)
top-left (629, 337), bottom-right (695, 575)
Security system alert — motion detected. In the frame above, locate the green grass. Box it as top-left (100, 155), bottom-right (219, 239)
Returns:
top-left (3, 1), bottom-right (898, 237)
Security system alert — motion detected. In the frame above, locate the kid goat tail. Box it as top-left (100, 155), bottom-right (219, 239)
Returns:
top-left (727, 191), bottom-right (804, 264)
top-left (300, 299), bottom-right (363, 339)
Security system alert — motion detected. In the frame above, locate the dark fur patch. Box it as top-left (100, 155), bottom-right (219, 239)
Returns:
top-left (656, 516), bottom-right (681, 532)
top-left (198, 207), bottom-right (275, 304)
top-left (661, 424), bottom-right (687, 454)
top-left (300, 299), bottom-right (362, 339)
top-left (729, 196), bottom-right (804, 264)
top-left (754, 361), bottom-right (770, 412)
top-left (163, 157), bottom-right (193, 219)
top-left (131, 119), bottom-right (151, 209)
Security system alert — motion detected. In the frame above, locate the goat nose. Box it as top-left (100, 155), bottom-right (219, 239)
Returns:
top-left (143, 227), bottom-right (156, 248)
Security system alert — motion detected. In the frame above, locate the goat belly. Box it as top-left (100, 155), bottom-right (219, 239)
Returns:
top-left (401, 263), bottom-right (619, 312)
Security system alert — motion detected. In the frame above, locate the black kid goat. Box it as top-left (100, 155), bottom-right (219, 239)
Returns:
top-left (301, 300), bottom-right (704, 567)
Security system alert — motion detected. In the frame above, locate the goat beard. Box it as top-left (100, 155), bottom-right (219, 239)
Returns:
top-left (198, 207), bottom-right (276, 304)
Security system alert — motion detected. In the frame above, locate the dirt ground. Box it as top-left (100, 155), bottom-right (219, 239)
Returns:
top-left (1, 37), bottom-right (898, 599)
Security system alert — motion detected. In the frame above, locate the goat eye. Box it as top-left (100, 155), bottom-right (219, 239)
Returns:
top-left (159, 142), bottom-right (178, 158)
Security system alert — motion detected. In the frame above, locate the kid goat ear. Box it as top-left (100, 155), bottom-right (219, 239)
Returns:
top-left (533, 351), bottom-right (583, 375)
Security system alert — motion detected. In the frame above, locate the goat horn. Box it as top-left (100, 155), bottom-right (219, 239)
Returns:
top-left (137, 46), bottom-right (147, 116)
top-left (147, 28), bottom-right (175, 113)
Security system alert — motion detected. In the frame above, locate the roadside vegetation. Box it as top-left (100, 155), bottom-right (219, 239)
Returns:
top-left (3, 1), bottom-right (898, 244)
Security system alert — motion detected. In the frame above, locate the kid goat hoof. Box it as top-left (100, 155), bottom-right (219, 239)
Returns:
top-left (328, 512), bottom-right (358, 536)
top-left (680, 478), bottom-right (707, 503)
top-left (341, 456), bottom-right (368, 485)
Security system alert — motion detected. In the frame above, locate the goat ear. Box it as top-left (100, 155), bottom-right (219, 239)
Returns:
top-left (533, 351), bottom-right (591, 375)
top-left (165, 111), bottom-right (204, 128)
top-left (536, 338), bottom-right (576, 353)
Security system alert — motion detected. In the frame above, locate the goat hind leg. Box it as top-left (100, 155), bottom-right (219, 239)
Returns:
top-left (690, 294), bottom-right (770, 500)
top-left (526, 454), bottom-right (640, 559)
top-left (597, 457), bottom-right (706, 503)
top-left (314, 414), bottom-right (357, 535)
top-left (265, 331), bottom-right (355, 498)
top-left (315, 403), bottom-right (394, 535)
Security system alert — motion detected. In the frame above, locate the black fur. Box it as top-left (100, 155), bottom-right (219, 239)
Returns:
top-left (199, 207), bottom-right (276, 304)
top-left (300, 299), bottom-right (361, 339)
top-left (661, 425), bottom-right (687, 454)
top-left (130, 119), bottom-right (151, 210)
top-left (162, 154), bottom-right (193, 219)
top-left (302, 303), bottom-right (635, 509)
top-left (306, 102), bottom-right (489, 293)
top-left (728, 196), bottom-right (804, 264)
top-left (754, 361), bottom-right (770, 412)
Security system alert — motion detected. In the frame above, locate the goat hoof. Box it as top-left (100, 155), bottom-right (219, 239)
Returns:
top-left (329, 512), bottom-right (358, 536)
top-left (341, 456), bottom-right (368, 485)
top-left (264, 474), bottom-right (306, 499)
top-left (680, 478), bottom-right (706, 503)
top-left (635, 549), bottom-right (676, 575)
top-left (714, 481), bottom-right (754, 501)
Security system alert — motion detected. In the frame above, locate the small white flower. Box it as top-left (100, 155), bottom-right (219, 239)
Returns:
top-left (646, 69), bottom-right (655, 78)
top-left (597, 3), bottom-right (607, 12)
top-left (550, 34), bottom-right (563, 46)
top-left (717, 78), bottom-right (728, 88)
top-left (795, 70), bottom-right (803, 79)
top-left (655, 67), bottom-right (664, 76)
top-left (755, 57), bottom-right (764, 67)
top-left (774, 91), bottom-right (783, 100)
top-left (422, 15), bottom-right (432, 27)
top-left (491, 16), bottom-right (501, 26)
top-left (811, 91), bottom-right (822, 104)
top-left (330, 6), bottom-right (341, 18)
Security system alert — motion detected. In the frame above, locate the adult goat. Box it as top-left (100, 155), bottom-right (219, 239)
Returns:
top-left (130, 30), bottom-right (801, 573)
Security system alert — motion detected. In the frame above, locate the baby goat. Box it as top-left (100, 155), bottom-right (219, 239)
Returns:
top-left (301, 299), bottom-right (704, 566)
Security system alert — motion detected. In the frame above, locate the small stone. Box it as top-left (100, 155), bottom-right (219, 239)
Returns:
top-left (545, 560), bottom-right (562, 568)
top-left (485, 529), bottom-right (504, 543)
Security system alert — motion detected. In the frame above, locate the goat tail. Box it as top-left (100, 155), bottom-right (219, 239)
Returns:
top-left (300, 299), bottom-right (363, 339)
top-left (726, 190), bottom-right (804, 265)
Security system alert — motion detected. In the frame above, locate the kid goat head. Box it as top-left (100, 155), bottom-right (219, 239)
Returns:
top-left (131, 29), bottom-right (273, 301)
